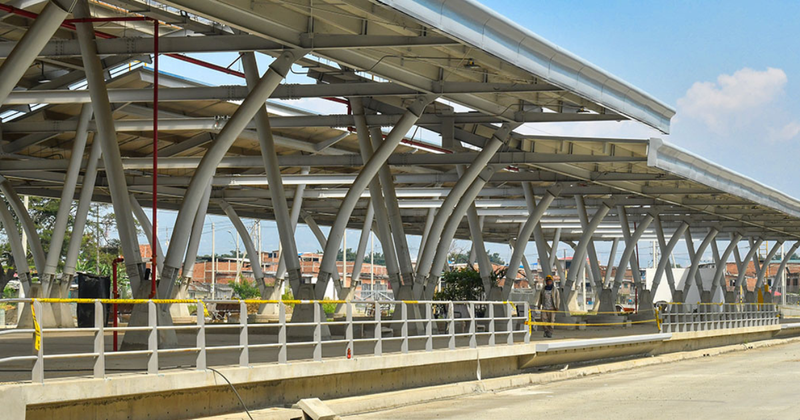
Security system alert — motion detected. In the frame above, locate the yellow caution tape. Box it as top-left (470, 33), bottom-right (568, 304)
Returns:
top-left (525, 319), bottom-right (657, 327)
top-left (536, 308), bottom-right (653, 315)
top-left (30, 302), bottom-right (41, 351)
top-left (655, 307), bottom-right (662, 332)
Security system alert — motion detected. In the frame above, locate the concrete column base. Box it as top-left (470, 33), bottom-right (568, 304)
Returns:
top-left (288, 284), bottom-right (331, 340)
top-left (672, 290), bottom-right (685, 303)
top-left (725, 291), bottom-right (736, 303)
top-left (334, 286), bottom-right (355, 317)
top-left (257, 282), bottom-right (283, 320)
top-left (763, 293), bottom-right (774, 304)
top-left (630, 289), bottom-right (654, 322)
top-left (700, 290), bottom-right (712, 303)
top-left (169, 283), bottom-right (193, 324)
top-left (597, 289), bottom-right (615, 313)
top-left (120, 281), bottom-right (178, 350)
top-left (744, 291), bottom-right (756, 303)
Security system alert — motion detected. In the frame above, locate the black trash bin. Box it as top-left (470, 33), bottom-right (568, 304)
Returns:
top-left (77, 272), bottom-right (111, 328)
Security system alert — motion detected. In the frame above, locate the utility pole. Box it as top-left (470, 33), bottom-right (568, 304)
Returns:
top-left (211, 222), bottom-right (216, 300)
top-left (257, 220), bottom-right (262, 276)
top-left (235, 231), bottom-right (241, 283)
top-left (21, 195), bottom-right (28, 257)
top-left (95, 203), bottom-right (100, 275)
top-left (370, 230), bottom-right (374, 297)
top-left (343, 232), bottom-right (347, 289)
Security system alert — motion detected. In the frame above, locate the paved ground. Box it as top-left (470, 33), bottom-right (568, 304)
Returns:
top-left (345, 340), bottom-right (800, 420)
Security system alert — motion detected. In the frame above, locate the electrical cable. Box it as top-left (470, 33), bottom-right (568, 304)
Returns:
top-left (208, 367), bottom-right (254, 420)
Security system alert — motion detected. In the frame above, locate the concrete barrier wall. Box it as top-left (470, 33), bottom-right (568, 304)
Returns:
top-left (13, 325), bottom-right (800, 419)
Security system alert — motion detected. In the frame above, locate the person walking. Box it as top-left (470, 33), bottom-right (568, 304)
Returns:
top-left (537, 275), bottom-right (560, 338)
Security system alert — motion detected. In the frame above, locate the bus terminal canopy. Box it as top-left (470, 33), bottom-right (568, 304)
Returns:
top-left (1, 0), bottom-right (799, 248)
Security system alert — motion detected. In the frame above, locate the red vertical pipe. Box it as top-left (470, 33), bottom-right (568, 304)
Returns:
top-left (112, 257), bottom-right (124, 352)
top-left (151, 20), bottom-right (159, 298)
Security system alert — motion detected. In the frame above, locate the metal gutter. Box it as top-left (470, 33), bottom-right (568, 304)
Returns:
top-left (376, 0), bottom-right (675, 133)
top-left (648, 138), bottom-right (800, 219)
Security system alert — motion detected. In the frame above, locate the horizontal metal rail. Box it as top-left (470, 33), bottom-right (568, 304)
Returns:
top-left (659, 302), bottom-right (779, 333)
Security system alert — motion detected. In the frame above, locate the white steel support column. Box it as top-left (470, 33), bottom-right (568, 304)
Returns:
top-left (180, 184), bottom-right (212, 285)
top-left (756, 241), bottom-right (784, 290)
top-left (773, 242), bottom-right (800, 299)
top-left (350, 202), bottom-right (374, 283)
top-left (301, 212), bottom-right (341, 286)
top-left (0, 200), bottom-right (30, 296)
top-left (711, 233), bottom-right (743, 300)
top-left (465, 193), bottom-right (492, 288)
top-left (74, 0), bottom-right (144, 290)
top-left (160, 50), bottom-right (304, 297)
top-left (0, 0), bottom-right (73, 104)
top-left (533, 223), bottom-right (552, 279)
top-left (275, 167), bottom-right (309, 284)
top-left (683, 227), bottom-right (702, 289)
top-left (426, 166), bottom-right (496, 300)
top-left (369, 124), bottom-right (415, 285)
top-left (549, 228), bottom-right (562, 273)
top-left (616, 205), bottom-right (642, 287)
top-left (735, 238), bottom-right (763, 302)
top-left (64, 138), bottom-right (102, 278)
top-left (576, 196), bottom-right (603, 288)
top-left (415, 123), bottom-right (516, 294)
top-left (565, 203), bottom-right (612, 290)
top-left (241, 52), bottom-right (303, 292)
top-left (680, 228), bottom-right (718, 302)
top-left (219, 201), bottom-right (266, 290)
top-left (130, 194), bottom-right (164, 273)
top-left (604, 238), bottom-right (620, 287)
top-left (351, 97), bottom-right (402, 292)
top-left (417, 207), bottom-right (436, 265)
top-left (316, 95), bottom-right (436, 300)
top-left (0, 176), bottom-right (45, 275)
top-left (653, 214), bottom-right (676, 291)
top-left (750, 238), bottom-right (763, 274)
top-left (42, 104), bottom-right (93, 294)
top-left (611, 215), bottom-right (653, 300)
top-left (503, 184), bottom-right (559, 300)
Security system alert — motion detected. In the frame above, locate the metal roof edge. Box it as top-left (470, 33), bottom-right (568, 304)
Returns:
top-left (647, 138), bottom-right (800, 220)
top-left (375, 0), bottom-right (675, 134)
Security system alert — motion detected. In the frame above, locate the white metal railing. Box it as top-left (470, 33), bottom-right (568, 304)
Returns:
top-left (0, 299), bottom-right (530, 383)
top-left (659, 302), bottom-right (779, 333)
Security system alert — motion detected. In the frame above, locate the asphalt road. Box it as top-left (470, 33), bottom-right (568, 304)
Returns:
top-left (346, 341), bottom-right (800, 420)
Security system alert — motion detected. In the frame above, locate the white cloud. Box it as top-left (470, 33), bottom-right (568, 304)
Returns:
top-left (676, 67), bottom-right (787, 132)
top-left (769, 121), bottom-right (800, 142)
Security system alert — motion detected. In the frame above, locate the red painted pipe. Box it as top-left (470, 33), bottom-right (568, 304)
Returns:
top-left (112, 257), bottom-right (124, 352)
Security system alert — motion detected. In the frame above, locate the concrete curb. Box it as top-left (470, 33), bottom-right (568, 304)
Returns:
top-left (325, 335), bottom-right (800, 417)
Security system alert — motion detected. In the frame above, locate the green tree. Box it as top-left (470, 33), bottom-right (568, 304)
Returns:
top-left (231, 279), bottom-right (260, 299)
top-left (336, 247), bottom-right (358, 261)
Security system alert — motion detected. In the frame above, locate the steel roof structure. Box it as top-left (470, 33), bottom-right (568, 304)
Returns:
top-left (0, 0), bottom-right (797, 320)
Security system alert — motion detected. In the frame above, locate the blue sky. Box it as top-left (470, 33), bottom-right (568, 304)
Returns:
top-left (144, 1), bottom-right (800, 267)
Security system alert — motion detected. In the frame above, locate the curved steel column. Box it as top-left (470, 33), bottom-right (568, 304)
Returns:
top-left (74, 1), bottom-right (144, 288)
top-left (604, 238), bottom-right (620, 287)
top-left (425, 167), bottom-right (496, 299)
top-left (0, 199), bottom-right (30, 294)
top-left (652, 222), bottom-right (688, 295)
top-left (417, 207), bottom-right (436, 265)
top-left (503, 184), bottom-right (559, 296)
top-left (756, 241), bottom-right (784, 290)
top-left (0, 176), bottom-right (45, 275)
top-left (242, 52), bottom-right (302, 290)
top-left (181, 184), bottom-right (212, 282)
top-left (565, 203), bottom-right (612, 290)
top-left (301, 212), bottom-right (341, 285)
top-left (735, 238), bottom-right (763, 293)
top-left (43, 104), bottom-right (93, 280)
top-left (681, 228), bottom-right (719, 298)
top-left (612, 214), bottom-right (653, 296)
top-left (275, 167), bottom-right (309, 283)
top-left (711, 233), bottom-right (742, 298)
top-left (773, 242), bottom-right (800, 298)
top-left (0, 0), bottom-right (72, 104)
top-left (64, 137), bottom-right (102, 277)
top-left (616, 205), bottom-right (642, 286)
top-left (316, 95), bottom-right (436, 299)
top-left (160, 50), bottom-right (304, 297)
top-left (576, 196), bottom-right (603, 287)
top-left (351, 98), bottom-right (401, 290)
top-left (220, 201), bottom-right (265, 287)
top-left (130, 194), bottom-right (165, 273)
top-left (414, 123), bottom-right (515, 283)
top-left (653, 214), bottom-right (676, 289)
top-left (350, 202), bottom-right (374, 283)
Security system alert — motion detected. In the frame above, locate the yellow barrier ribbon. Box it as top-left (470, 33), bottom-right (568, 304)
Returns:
top-left (30, 302), bottom-right (41, 351)
top-left (525, 319), bottom-right (657, 327)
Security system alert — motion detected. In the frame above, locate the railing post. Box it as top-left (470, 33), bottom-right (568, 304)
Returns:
top-left (32, 300), bottom-right (44, 383)
top-left (448, 302), bottom-right (455, 350)
top-left (147, 301), bottom-right (158, 374)
top-left (313, 302), bottom-right (322, 361)
top-left (239, 300), bottom-right (249, 367)
top-left (196, 300), bottom-right (206, 370)
top-left (523, 302), bottom-right (530, 344)
top-left (93, 300), bottom-right (105, 379)
top-left (401, 302), bottom-right (408, 354)
top-left (469, 302), bottom-right (477, 349)
top-left (374, 302), bottom-right (382, 356)
top-left (346, 302), bottom-right (354, 358)
top-left (278, 303), bottom-right (287, 364)
top-left (425, 302), bottom-right (433, 352)
top-left (506, 302), bottom-right (514, 345)
top-left (488, 303), bottom-right (495, 347)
